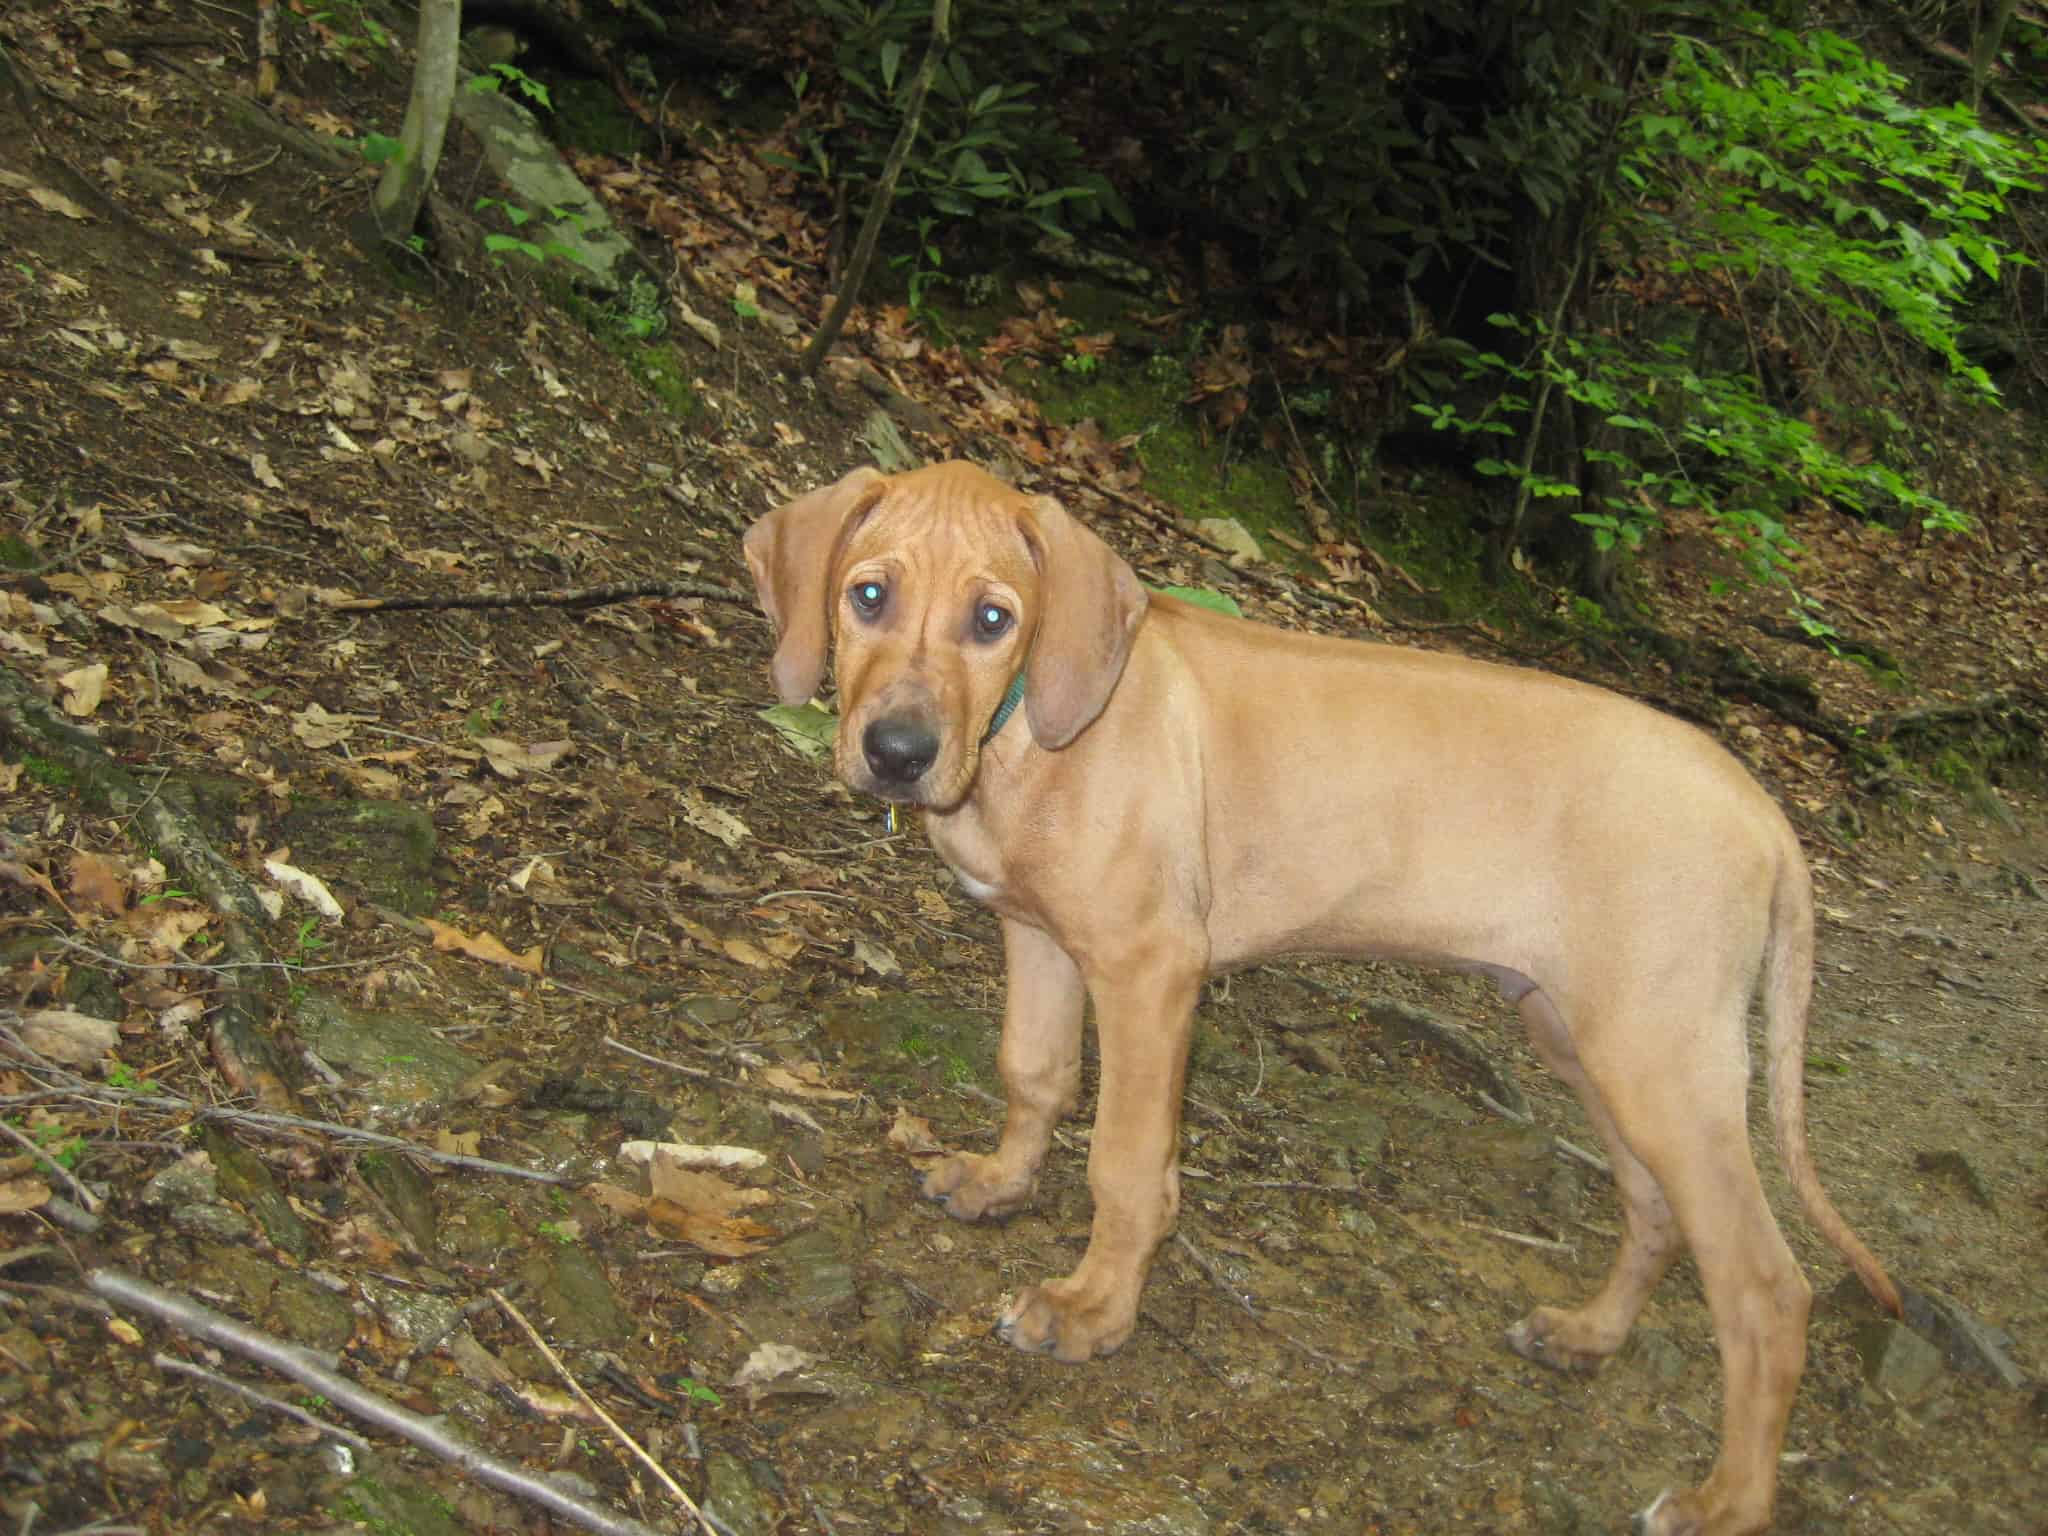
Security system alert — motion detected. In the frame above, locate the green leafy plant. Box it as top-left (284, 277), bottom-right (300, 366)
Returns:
top-left (465, 61), bottom-right (552, 112)
top-left (781, 0), bottom-right (1124, 258)
top-left (473, 198), bottom-right (591, 270)
top-left (1416, 13), bottom-right (2036, 595)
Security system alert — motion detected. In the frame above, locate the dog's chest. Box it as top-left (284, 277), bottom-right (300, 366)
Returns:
top-left (923, 809), bottom-right (1012, 914)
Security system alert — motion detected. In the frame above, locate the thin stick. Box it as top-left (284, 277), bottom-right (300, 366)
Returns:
top-left (0, 1116), bottom-right (101, 1212)
top-left (491, 1288), bottom-right (718, 1536)
top-left (155, 1353), bottom-right (375, 1451)
top-left (603, 1035), bottom-right (717, 1082)
top-left (1462, 1220), bottom-right (1574, 1256)
top-left (90, 1270), bottom-right (665, 1536)
top-left (330, 579), bottom-right (749, 615)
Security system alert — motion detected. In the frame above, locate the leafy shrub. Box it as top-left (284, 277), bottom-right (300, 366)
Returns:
top-left (785, 0), bottom-right (1127, 255)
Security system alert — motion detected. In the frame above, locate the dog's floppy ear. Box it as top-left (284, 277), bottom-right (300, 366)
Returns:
top-left (1021, 494), bottom-right (1147, 749)
top-left (743, 468), bottom-right (887, 705)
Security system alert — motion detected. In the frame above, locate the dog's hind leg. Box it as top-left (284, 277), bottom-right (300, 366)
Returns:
top-left (1505, 984), bottom-right (1683, 1370)
top-left (1516, 984), bottom-right (1812, 1536)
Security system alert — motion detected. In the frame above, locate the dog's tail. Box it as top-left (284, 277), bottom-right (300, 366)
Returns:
top-left (1765, 851), bottom-right (1902, 1317)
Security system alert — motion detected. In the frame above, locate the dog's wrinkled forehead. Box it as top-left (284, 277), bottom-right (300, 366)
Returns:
top-left (836, 470), bottom-right (1041, 595)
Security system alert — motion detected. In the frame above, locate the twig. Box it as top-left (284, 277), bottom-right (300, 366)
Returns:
top-left (1552, 1137), bottom-right (1612, 1179)
top-left (0, 1081), bottom-right (579, 1186)
top-left (0, 1116), bottom-right (102, 1213)
top-left (1173, 1232), bottom-right (1258, 1320)
top-left (492, 1289), bottom-right (718, 1535)
top-left (330, 579), bottom-right (750, 614)
top-left (154, 1353), bottom-right (374, 1451)
top-left (1462, 1220), bottom-right (1574, 1256)
top-left (603, 1035), bottom-right (718, 1082)
top-left (90, 1270), bottom-right (665, 1536)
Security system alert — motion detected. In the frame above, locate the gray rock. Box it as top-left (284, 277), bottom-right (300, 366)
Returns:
top-left (1901, 1284), bottom-right (2027, 1389)
top-left (169, 1202), bottom-right (257, 1242)
top-left (450, 86), bottom-right (638, 293)
top-left (1855, 1319), bottom-right (1946, 1403)
top-left (278, 798), bottom-right (436, 916)
top-left (702, 1451), bottom-right (779, 1536)
top-left (293, 990), bottom-right (480, 1118)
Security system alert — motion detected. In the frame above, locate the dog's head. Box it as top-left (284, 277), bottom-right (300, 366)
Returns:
top-left (743, 462), bottom-right (1146, 809)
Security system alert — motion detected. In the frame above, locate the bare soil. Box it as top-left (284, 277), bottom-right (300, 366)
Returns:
top-left (1, 8), bottom-right (2043, 1535)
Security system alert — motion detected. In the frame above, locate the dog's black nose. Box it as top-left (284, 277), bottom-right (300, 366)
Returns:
top-left (862, 717), bottom-right (939, 785)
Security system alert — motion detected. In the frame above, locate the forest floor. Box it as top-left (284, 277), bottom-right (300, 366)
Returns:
top-left (1, 5), bottom-right (2044, 1535)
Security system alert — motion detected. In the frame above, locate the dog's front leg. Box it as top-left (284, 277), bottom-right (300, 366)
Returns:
top-left (998, 944), bottom-right (1202, 1362)
top-left (924, 917), bottom-right (1084, 1220)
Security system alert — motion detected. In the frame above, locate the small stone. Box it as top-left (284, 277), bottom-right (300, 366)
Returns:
top-left (169, 1202), bottom-right (256, 1242)
top-left (1855, 1319), bottom-right (1946, 1404)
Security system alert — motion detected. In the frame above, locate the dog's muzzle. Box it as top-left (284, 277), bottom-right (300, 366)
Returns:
top-left (862, 715), bottom-right (940, 788)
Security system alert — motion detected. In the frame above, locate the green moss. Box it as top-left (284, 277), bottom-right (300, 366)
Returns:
top-left (22, 756), bottom-right (73, 788)
top-left (0, 534), bottom-right (36, 569)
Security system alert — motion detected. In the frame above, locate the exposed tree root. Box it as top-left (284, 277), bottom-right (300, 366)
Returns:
top-left (0, 661), bottom-right (289, 1106)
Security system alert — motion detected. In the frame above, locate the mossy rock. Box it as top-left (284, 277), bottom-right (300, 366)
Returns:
top-left (279, 797), bottom-right (437, 916)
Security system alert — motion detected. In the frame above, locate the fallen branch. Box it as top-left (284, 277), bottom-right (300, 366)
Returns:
top-left (330, 578), bottom-right (750, 614)
top-left (493, 1288), bottom-right (718, 1536)
top-left (0, 1071), bottom-right (578, 1187)
top-left (0, 661), bottom-right (287, 1106)
top-left (91, 1270), bottom-right (666, 1536)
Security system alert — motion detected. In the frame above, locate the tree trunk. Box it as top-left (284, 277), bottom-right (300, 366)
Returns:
top-left (370, 0), bottom-right (463, 244)
top-left (798, 0), bottom-right (952, 377)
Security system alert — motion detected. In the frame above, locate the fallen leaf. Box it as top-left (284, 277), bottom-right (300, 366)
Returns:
top-left (291, 702), bottom-right (363, 749)
top-left (0, 1178), bottom-right (53, 1214)
top-left (59, 662), bottom-right (109, 716)
top-left (617, 1141), bottom-right (768, 1173)
top-left (758, 1065), bottom-right (859, 1103)
top-left (852, 937), bottom-right (901, 977)
top-left (422, 918), bottom-right (543, 975)
top-left (124, 532), bottom-right (216, 566)
top-left (758, 702), bottom-right (836, 761)
top-left (67, 850), bottom-right (129, 914)
top-left (720, 936), bottom-right (780, 970)
top-left (681, 791), bottom-right (750, 849)
top-left (663, 860), bottom-right (759, 897)
top-left (20, 1008), bottom-right (121, 1066)
top-left (887, 1107), bottom-right (944, 1159)
top-left (264, 858), bottom-right (344, 919)
top-left (730, 1343), bottom-right (818, 1389)
top-left (27, 184), bottom-right (92, 220)
top-left (477, 737), bottom-right (573, 779)
top-left (249, 452), bottom-right (284, 490)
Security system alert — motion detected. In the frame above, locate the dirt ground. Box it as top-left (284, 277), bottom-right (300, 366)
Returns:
top-left (1, 6), bottom-right (2044, 1535)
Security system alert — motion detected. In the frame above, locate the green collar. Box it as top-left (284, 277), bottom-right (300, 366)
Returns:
top-left (982, 669), bottom-right (1027, 744)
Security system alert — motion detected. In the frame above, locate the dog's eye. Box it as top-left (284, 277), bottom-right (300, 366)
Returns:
top-left (849, 580), bottom-right (886, 617)
top-left (972, 602), bottom-right (1013, 641)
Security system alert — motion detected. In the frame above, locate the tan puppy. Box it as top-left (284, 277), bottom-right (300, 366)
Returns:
top-left (744, 461), bottom-right (1900, 1536)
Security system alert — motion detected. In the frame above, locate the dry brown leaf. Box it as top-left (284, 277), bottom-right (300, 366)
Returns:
top-left (758, 1064), bottom-right (859, 1104)
top-left (67, 850), bottom-right (129, 915)
top-left (476, 737), bottom-right (573, 779)
top-left (291, 702), bottom-right (362, 749)
top-left (59, 662), bottom-right (109, 717)
top-left (663, 860), bottom-right (759, 897)
top-left (681, 791), bottom-right (749, 849)
top-left (887, 1107), bottom-right (944, 1159)
top-left (422, 917), bottom-right (543, 975)
top-left (0, 1178), bottom-right (54, 1214)
top-left (124, 533), bottom-right (216, 566)
top-left (720, 936), bottom-right (779, 970)
top-left (20, 1009), bottom-right (120, 1066)
top-left (28, 185), bottom-right (91, 220)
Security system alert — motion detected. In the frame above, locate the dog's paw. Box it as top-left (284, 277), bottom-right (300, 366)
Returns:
top-left (921, 1153), bottom-right (1034, 1221)
top-left (995, 1278), bottom-right (1136, 1363)
top-left (1504, 1307), bottom-right (1612, 1374)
